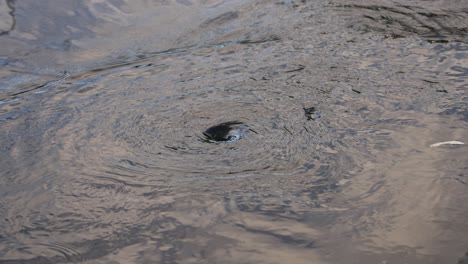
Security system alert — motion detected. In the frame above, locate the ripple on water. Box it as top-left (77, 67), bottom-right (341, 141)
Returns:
top-left (101, 85), bottom-right (337, 181)
top-left (4, 0), bottom-right (468, 262)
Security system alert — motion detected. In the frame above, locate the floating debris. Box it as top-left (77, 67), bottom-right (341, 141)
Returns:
top-left (304, 107), bottom-right (321, 121)
top-left (436, 89), bottom-right (448, 93)
top-left (284, 65), bottom-right (305, 73)
top-left (430, 141), bottom-right (464, 148)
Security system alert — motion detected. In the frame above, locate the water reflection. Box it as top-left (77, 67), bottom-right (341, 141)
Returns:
top-left (0, 0), bottom-right (467, 263)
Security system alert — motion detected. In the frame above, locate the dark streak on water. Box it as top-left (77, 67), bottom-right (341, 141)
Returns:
top-left (0, 0), bottom-right (467, 263)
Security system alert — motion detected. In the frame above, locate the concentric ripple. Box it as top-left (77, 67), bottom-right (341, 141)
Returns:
top-left (59, 76), bottom-right (338, 184)
top-left (2, 0), bottom-right (467, 263)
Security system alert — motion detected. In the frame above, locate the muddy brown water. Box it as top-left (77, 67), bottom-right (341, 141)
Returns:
top-left (0, 0), bottom-right (467, 263)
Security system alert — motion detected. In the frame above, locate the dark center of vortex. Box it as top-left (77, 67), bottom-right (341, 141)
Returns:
top-left (202, 121), bottom-right (248, 142)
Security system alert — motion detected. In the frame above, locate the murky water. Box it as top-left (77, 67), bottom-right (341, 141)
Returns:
top-left (1, 0), bottom-right (467, 263)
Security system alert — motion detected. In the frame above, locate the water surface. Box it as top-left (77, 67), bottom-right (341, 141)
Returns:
top-left (0, 0), bottom-right (467, 263)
